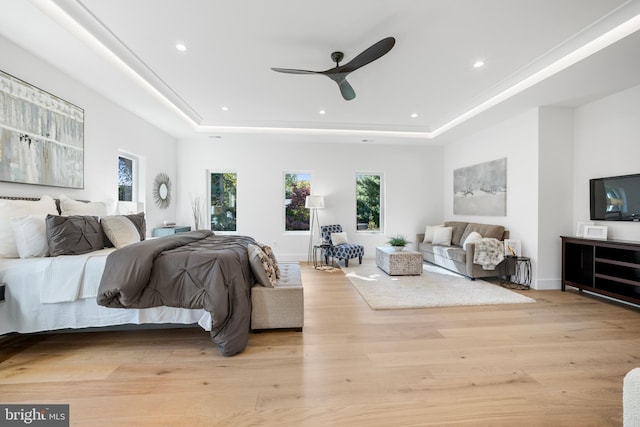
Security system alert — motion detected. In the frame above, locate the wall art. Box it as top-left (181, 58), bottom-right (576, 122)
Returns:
top-left (0, 70), bottom-right (84, 188)
top-left (454, 158), bottom-right (506, 216)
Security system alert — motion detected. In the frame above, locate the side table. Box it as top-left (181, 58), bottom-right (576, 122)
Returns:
top-left (313, 244), bottom-right (334, 270)
top-left (501, 256), bottom-right (531, 290)
top-left (152, 226), bottom-right (191, 237)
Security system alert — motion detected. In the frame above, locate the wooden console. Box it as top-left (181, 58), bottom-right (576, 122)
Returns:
top-left (561, 236), bottom-right (640, 305)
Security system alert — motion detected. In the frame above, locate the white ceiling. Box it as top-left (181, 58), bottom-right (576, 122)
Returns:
top-left (1, 0), bottom-right (640, 144)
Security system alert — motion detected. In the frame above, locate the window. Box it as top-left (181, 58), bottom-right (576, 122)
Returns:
top-left (284, 172), bottom-right (311, 231)
top-left (118, 155), bottom-right (135, 201)
top-left (209, 172), bottom-right (237, 232)
top-left (356, 173), bottom-right (383, 232)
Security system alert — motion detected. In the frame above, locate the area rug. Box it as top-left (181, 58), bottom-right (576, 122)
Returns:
top-left (342, 260), bottom-right (535, 310)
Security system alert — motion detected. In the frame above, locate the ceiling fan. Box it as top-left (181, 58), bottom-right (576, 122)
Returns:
top-left (271, 36), bottom-right (396, 101)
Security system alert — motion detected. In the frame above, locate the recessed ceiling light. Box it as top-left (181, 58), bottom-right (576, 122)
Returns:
top-left (175, 43), bottom-right (187, 52)
top-left (319, 110), bottom-right (326, 115)
top-left (473, 60), bottom-right (485, 68)
top-left (221, 106), bottom-right (229, 111)
top-left (411, 113), bottom-right (418, 118)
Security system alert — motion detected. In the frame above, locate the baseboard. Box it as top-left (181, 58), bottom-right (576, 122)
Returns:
top-left (533, 278), bottom-right (562, 290)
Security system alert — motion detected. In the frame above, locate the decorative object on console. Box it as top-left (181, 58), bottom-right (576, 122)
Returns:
top-left (583, 225), bottom-right (608, 240)
top-left (189, 193), bottom-right (205, 230)
top-left (0, 69), bottom-right (84, 189)
top-left (453, 158), bottom-right (507, 216)
top-left (575, 221), bottom-right (594, 237)
top-left (305, 195), bottom-right (325, 263)
top-left (503, 239), bottom-right (521, 256)
top-left (152, 172), bottom-right (171, 209)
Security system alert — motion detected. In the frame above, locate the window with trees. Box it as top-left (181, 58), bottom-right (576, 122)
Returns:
top-left (118, 155), bottom-right (135, 201)
top-left (356, 173), bottom-right (383, 232)
top-left (209, 172), bottom-right (237, 232)
top-left (284, 172), bottom-right (311, 231)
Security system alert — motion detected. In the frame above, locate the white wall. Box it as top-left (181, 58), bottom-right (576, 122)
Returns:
top-left (0, 36), bottom-right (178, 234)
top-left (443, 109), bottom-right (542, 287)
top-left (537, 107), bottom-right (574, 289)
top-left (176, 138), bottom-right (442, 261)
top-left (573, 84), bottom-right (640, 241)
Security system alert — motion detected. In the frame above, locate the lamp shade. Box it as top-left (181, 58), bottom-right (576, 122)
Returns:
top-left (305, 195), bottom-right (325, 209)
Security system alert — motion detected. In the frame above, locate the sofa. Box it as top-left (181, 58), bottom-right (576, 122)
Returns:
top-left (416, 221), bottom-right (510, 280)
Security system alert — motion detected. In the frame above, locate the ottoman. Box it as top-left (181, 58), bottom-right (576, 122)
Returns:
top-left (376, 246), bottom-right (423, 276)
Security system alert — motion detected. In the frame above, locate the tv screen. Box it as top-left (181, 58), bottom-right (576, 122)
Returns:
top-left (590, 173), bottom-right (640, 221)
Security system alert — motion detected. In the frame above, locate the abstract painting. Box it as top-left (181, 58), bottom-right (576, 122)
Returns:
top-left (0, 70), bottom-right (84, 188)
top-left (454, 158), bottom-right (506, 216)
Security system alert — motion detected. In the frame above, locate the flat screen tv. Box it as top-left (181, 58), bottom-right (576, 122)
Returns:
top-left (590, 173), bottom-right (640, 221)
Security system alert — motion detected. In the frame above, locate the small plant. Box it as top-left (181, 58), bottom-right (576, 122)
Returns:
top-left (387, 234), bottom-right (410, 247)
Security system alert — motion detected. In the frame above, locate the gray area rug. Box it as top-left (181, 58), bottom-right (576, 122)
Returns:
top-left (342, 260), bottom-right (535, 310)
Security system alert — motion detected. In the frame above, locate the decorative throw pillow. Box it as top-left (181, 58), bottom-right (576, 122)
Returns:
top-left (0, 196), bottom-right (58, 258)
top-left (11, 214), bottom-right (49, 258)
top-left (431, 226), bottom-right (453, 246)
top-left (59, 195), bottom-right (109, 216)
top-left (247, 243), bottom-right (278, 287)
top-left (101, 215), bottom-right (142, 248)
top-left (423, 224), bottom-right (443, 243)
top-left (332, 232), bottom-right (349, 245)
top-left (46, 214), bottom-right (103, 256)
top-left (258, 243), bottom-right (280, 279)
top-left (462, 231), bottom-right (483, 251)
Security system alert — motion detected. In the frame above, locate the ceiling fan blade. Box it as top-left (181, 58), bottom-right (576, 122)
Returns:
top-left (339, 37), bottom-right (396, 73)
top-left (337, 78), bottom-right (356, 101)
top-left (271, 67), bottom-right (320, 75)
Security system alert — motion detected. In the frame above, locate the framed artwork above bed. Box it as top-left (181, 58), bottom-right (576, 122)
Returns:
top-left (0, 69), bottom-right (84, 189)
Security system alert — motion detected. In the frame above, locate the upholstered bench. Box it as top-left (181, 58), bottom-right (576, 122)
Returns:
top-left (251, 262), bottom-right (304, 331)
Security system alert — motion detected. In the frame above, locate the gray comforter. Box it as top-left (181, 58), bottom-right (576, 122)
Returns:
top-left (97, 230), bottom-right (256, 356)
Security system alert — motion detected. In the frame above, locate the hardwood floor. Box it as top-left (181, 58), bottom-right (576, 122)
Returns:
top-left (1, 264), bottom-right (639, 426)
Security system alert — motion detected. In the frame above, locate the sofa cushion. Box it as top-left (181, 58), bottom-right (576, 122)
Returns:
top-left (443, 221), bottom-right (469, 247)
top-left (432, 227), bottom-right (453, 246)
top-left (460, 223), bottom-right (505, 244)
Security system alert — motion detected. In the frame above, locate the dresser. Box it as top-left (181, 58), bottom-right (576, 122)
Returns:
top-left (151, 226), bottom-right (191, 237)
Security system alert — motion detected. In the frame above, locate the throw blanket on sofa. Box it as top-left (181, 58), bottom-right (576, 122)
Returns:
top-left (98, 230), bottom-right (256, 356)
top-left (473, 238), bottom-right (505, 270)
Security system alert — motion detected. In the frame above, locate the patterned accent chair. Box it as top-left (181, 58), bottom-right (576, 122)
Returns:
top-left (320, 224), bottom-right (364, 268)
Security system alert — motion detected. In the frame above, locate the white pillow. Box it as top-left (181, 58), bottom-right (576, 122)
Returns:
top-left (101, 215), bottom-right (141, 248)
top-left (462, 231), bottom-right (483, 251)
top-left (0, 196), bottom-right (57, 258)
top-left (59, 195), bottom-right (109, 216)
top-left (332, 232), bottom-right (349, 245)
top-left (423, 225), bottom-right (443, 243)
top-left (431, 227), bottom-right (453, 246)
top-left (11, 214), bottom-right (49, 258)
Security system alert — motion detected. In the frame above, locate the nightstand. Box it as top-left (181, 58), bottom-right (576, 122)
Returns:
top-left (151, 226), bottom-right (191, 237)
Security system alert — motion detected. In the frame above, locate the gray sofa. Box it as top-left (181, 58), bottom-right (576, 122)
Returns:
top-left (416, 221), bottom-right (509, 279)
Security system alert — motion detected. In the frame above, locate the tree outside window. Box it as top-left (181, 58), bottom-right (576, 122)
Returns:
top-left (210, 172), bottom-right (237, 231)
top-left (284, 173), bottom-right (311, 231)
top-left (356, 173), bottom-right (382, 231)
top-left (118, 156), bottom-right (133, 201)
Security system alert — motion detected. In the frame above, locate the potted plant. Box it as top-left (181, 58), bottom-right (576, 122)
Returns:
top-left (387, 234), bottom-right (411, 251)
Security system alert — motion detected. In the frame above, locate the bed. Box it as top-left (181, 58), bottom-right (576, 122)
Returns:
top-left (0, 195), bottom-right (274, 357)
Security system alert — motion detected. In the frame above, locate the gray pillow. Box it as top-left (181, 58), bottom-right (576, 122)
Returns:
top-left (46, 214), bottom-right (103, 256)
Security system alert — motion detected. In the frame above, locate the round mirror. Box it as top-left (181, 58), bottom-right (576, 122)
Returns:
top-left (159, 183), bottom-right (168, 199)
top-left (153, 172), bottom-right (171, 209)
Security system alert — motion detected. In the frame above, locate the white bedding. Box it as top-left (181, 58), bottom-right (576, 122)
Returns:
top-left (0, 250), bottom-right (210, 335)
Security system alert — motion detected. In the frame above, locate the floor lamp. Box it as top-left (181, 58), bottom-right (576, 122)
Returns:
top-left (305, 195), bottom-right (325, 264)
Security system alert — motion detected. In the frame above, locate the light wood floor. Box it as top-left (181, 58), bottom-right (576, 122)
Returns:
top-left (1, 264), bottom-right (639, 426)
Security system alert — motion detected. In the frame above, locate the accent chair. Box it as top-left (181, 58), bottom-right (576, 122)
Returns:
top-left (320, 224), bottom-right (364, 268)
